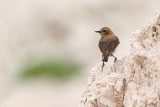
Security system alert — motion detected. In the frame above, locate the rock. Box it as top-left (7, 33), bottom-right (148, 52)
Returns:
top-left (79, 11), bottom-right (160, 107)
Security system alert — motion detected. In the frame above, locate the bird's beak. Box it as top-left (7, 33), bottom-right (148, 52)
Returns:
top-left (95, 31), bottom-right (101, 33)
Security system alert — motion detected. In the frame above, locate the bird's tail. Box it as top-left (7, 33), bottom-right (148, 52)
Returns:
top-left (102, 56), bottom-right (108, 62)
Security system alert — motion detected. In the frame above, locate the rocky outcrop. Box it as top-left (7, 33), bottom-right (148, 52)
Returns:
top-left (79, 11), bottom-right (160, 107)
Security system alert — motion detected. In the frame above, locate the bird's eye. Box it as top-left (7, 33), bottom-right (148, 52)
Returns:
top-left (103, 30), bottom-right (106, 32)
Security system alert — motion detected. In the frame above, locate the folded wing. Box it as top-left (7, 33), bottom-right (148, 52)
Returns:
top-left (99, 36), bottom-right (120, 57)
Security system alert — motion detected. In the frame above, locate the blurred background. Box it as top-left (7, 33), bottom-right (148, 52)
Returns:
top-left (0, 0), bottom-right (160, 107)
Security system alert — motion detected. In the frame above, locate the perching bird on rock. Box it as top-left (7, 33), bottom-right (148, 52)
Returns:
top-left (95, 27), bottom-right (120, 71)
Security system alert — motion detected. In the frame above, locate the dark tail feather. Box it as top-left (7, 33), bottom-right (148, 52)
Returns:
top-left (102, 56), bottom-right (108, 62)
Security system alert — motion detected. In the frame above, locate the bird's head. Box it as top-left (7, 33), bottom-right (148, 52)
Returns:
top-left (95, 27), bottom-right (113, 37)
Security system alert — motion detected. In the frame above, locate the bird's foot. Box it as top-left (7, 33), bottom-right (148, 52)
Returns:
top-left (111, 54), bottom-right (117, 62)
top-left (114, 58), bottom-right (117, 62)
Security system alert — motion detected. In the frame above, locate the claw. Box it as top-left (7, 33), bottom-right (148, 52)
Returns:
top-left (114, 57), bottom-right (117, 62)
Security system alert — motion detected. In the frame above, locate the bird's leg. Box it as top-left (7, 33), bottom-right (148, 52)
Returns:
top-left (111, 54), bottom-right (117, 62)
top-left (102, 55), bottom-right (105, 71)
top-left (102, 61), bottom-right (105, 71)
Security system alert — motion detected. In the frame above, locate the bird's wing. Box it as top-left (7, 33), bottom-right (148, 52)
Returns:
top-left (99, 36), bottom-right (119, 56)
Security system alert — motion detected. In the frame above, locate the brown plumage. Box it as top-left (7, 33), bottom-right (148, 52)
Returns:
top-left (95, 27), bottom-right (120, 71)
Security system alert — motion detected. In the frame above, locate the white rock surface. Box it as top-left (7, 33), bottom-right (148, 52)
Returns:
top-left (79, 11), bottom-right (160, 107)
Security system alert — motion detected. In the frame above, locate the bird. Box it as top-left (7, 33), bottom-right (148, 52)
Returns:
top-left (95, 27), bottom-right (120, 71)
